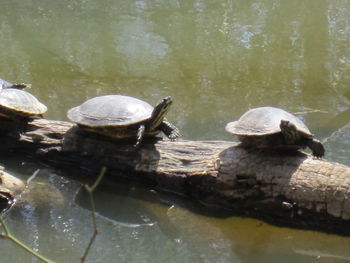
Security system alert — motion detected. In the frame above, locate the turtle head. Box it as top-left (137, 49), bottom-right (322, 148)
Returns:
top-left (149, 96), bottom-right (173, 130)
top-left (12, 83), bottom-right (31, 90)
top-left (280, 120), bottom-right (299, 144)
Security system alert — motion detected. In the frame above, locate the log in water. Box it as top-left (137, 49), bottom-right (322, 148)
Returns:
top-left (1, 118), bottom-right (350, 235)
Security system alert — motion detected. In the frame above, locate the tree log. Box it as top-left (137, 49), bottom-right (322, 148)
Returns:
top-left (1, 118), bottom-right (350, 235)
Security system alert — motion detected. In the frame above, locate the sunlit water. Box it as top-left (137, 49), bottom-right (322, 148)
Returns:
top-left (0, 0), bottom-right (350, 262)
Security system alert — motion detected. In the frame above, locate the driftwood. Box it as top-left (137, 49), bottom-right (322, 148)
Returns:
top-left (0, 169), bottom-right (25, 197)
top-left (1, 118), bottom-right (350, 235)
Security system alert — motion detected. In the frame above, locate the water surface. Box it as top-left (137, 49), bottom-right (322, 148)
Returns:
top-left (0, 0), bottom-right (350, 262)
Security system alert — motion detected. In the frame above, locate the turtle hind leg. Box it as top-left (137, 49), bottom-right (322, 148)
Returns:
top-left (304, 138), bottom-right (325, 158)
top-left (160, 120), bottom-right (180, 140)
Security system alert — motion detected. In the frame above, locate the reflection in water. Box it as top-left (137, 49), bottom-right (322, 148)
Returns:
top-left (0, 0), bottom-right (349, 139)
top-left (114, 19), bottom-right (170, 77)
top-left (0, 0), bottom-right (350, 262)
top-left (1, 167), bottom-right (350, 262)
top-left (294, 249), bottom-right (350, 261)
top-left (75, 184), bottom-right (159, 228)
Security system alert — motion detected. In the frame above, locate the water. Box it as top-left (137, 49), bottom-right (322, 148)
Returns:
top-left (0, 0), bottom-right (350, 262)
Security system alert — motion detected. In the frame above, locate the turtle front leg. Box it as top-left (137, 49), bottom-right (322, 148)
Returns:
top-left (305, 138), bottom-right (325, 158)
top-left (135, 124), bottom-right (146, 147)
top-left (160, 120), bottom-right (180, 140)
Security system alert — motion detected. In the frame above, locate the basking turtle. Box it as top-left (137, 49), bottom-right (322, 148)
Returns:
top-left (225, 106), bottom-right (325, 157)
top-left (0, 88), bottom-right (47, 119)
top-left (0, 78), bottom-right (30, 90)
top-left (67, 95), bottom-right (180, 146)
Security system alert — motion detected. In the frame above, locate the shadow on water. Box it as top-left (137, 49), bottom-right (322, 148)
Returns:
top-left (74, 172), bottom-right (350, 263)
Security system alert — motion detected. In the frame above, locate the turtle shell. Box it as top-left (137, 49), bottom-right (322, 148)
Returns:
top-left (67, 95), bottom-right (154, 127)
top-left (225, 107), bottom-right (312, 137)
top-left (0, 88), bottom-right (47, 116)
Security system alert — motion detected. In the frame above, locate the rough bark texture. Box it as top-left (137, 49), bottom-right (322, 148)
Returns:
top-left (0, 170), bottom-right (25, 196)
top-left (1, 118), bottom-right (350, 235)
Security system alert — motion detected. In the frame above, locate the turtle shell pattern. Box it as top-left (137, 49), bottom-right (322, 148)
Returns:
top-left (0, 88), bottom-right (47, 116)
top-left (67, 95), bottom-right (155, 127)
top-left (225, 107), bottom-right (312, 137)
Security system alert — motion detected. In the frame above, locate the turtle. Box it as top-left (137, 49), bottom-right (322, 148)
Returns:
top-left (225, 106), bottom-right (325, 157)
top-left (0, 77), bottom-right (30, 90)
top-left (0, 88), bottom-right (47, 119)
top-left (67, 95), bottom-right (180, 146)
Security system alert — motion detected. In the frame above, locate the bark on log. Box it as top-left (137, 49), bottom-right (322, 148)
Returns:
top-left (1, 118), bottom-right (350, 235)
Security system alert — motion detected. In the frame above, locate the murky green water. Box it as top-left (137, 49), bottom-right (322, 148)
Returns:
top-left (1, 0), bottom-right (350, 262)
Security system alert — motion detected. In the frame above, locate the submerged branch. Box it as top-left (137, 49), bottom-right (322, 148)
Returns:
top-left (81, 166), bottom-right (106, 263)
top-left (0, 169), bottom-right (53, 262)
top-left (0, 216), bottom-right (54, 263)
top-left (0, 166), bottom-right (106, 263)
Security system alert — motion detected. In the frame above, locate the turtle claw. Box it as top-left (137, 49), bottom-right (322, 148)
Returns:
top-left (168, 130), bottom-right (180, 141)
top-left (306, 138), bottom-right (325, 158)
top-left (161, 120), bottom-right (180, 141)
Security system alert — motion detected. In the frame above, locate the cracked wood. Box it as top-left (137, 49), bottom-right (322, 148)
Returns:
top-left (1, 118), bottom-right (350, 234)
